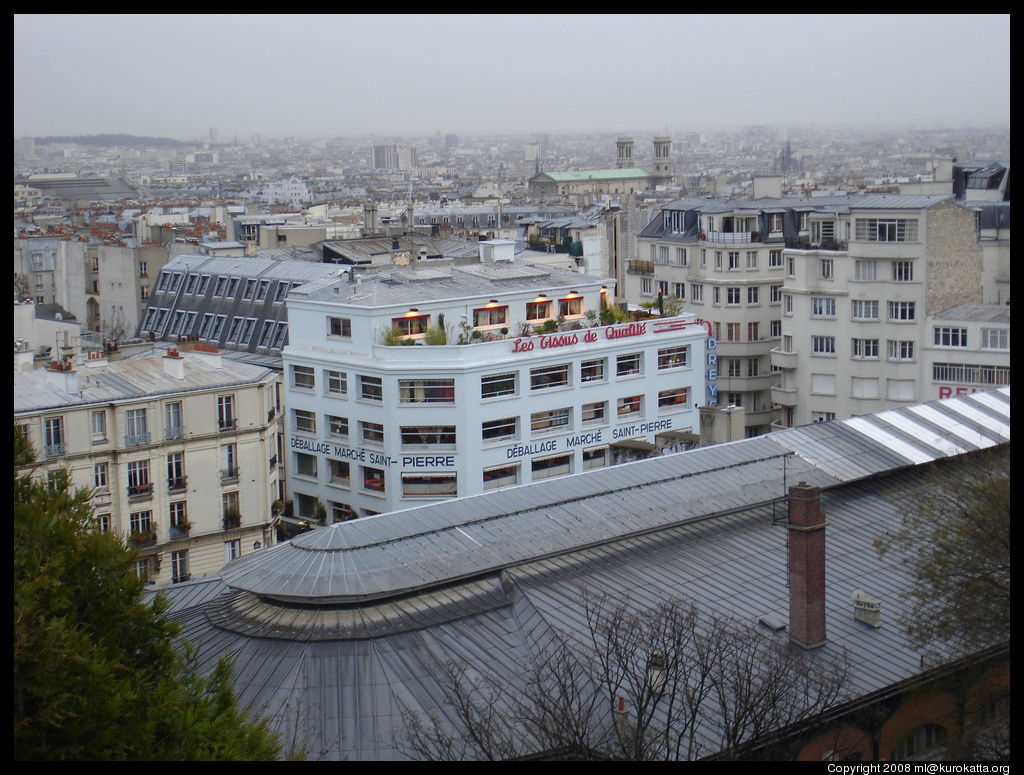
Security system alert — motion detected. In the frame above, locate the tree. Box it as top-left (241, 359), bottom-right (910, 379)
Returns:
top-left (13, 428), bottom-right (290, 760)
top-left (874, 446), bottom-right (1010, 656)
top-left (399, 590), bottom-right (849, 761)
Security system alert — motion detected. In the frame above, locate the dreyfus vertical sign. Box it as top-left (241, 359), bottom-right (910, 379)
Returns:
top-left (705, 337), bottom-right (718, 406)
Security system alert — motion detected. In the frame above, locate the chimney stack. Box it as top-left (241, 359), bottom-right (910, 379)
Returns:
top-left (163, 348), bottom-right (185, 379)
top-left (787, 482), bottom-right (827, 649)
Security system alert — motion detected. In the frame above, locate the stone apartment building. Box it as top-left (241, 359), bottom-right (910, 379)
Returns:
top-left (14, 346), bottom-right (282, 587)
top-left (630, 193), bottom-right (1007, 431)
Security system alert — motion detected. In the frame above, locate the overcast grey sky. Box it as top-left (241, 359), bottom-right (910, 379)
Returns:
top-left (14, 14), bottom-right (1010, 140)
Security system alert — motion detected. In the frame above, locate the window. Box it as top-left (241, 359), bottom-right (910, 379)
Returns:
top-left (981, 328), bottom-right (1009, 349)
top-left (225, 277), bottom-right (240, 299)
top-left (93, 462), bottom-right (108, 489)
top-left (726, 287), bottom-right (741, 305)
top-left (239, 318), bottom-right (257, 345)
top-left (727, 251), bottom-right (741, 270)
top-left (581, 400), bottom-right (607, 425)
top-left (531, 408), bottom-right (571, 436)
top-left (658, 246), bottom-right (670, 264)
top-left (747, 286), bottom-right (759, 304)
top-left (400, 426), bottom-right (457, 447)
top-left (932, 363), bottom-right (1011, 387)
top-left (328, 458), bottom-right (351, 486)
top-left (273, 281), bottom-right (290, 303)
top-left (169, 501), bottom-right (188, 528)
top-left (691, 283), bottom-right (704, 302)
top-left (325, 370), bottom-right (347, 396)
top-left (481, 372), bottom-right (517, 399)
top-left (727, 358), bottom-right (742, 378)
top-left (483, 464), bottom-right (519, 490)
top-left (811, 373), bottom-right (836, 394)
top-left (257, 321), bottom-right (275, 348)
top-left (328, 316), bottom-right (352, 337)
top-left (811, 297), bottom-right (836, 317)
top-left (768, 249), bottom-right (783, 268)
top-left (220, 444), bottom-right (238, 481)
top-left (293, 409), bottom-right (316, 434)
top-left (526, 300), bottom-right (553, 320)
top-left (402, 473), bottom-right (458, 498)
top-left (96, 513), bottom-right (111, 533)
top-left (171, 550), bottom-right (189, 584)
top-left (714, 251), bottom-right (723, 270)
top-left (217, 395), bottom-right (235, 430)
top-left (197, 275), bottom-right (211, 295)
top-left (851, 300), bottom-right (879, 320)
top-left (582, 447), bottom-right (608, 470)
top-left (559, 297), bottom-right (583, 317)
top-left (657, 280), bottom-right (669, 297)
top-left (811, 411), bottom-right (836, 423)
top-left (359, 375), bottom-right (383, 401)
top-left (746, 251), bottom-right (758, 269)
top-left (888, 301), bottom-right (916, 321)
top-left (292, 365), bottom-right (315, 390)
top-left (768, 213), bottom-right (784, 233)
top-left (125, 408), bottom-right (149, 446)
top-left (726, 323), bottom-right (741, 342)
top-left (327, 415), bottom-right (349, 438)
top-left (392, 314), bottom-right (430, 337)
top-left (616, 395), bottom-right (642, 417)
top-left (676, 248), bottom-right (688, 266)
top-left (482, 416), bottom-right (518, 443)
top-left (399, 378), bottom-right (455, 403)
top-left (242, 278), bottom-right (257, 300)
top-left (254, 279), bottom-right (270, 301)
top-left (673, 283), bottom-right (686, 299)
top-left (129, 509), bottom-right (153, 535)
top-left (891, 724), bottom-right (947, 761)
top-left (90, 410), bottom-right (107, 442)
top-left (851, 377), bottom-right (880, 399)
top-left (531, 364), bottom-right (570, 390)
top-left (295, 452), bottom-right (318, 478)
top-left (747, 322), bottom-right (760, 341)
top-left (474, 305), bottom-right (508, 327)
top-left (852, 260), bottom-right (876, 281)
top-left (770, 320), bottom-right (782, 338)
top-left (887, 379), bottom-right (916, 401)
top-left (892, 261), bottom-right (914, 282)
top-left (360, 421), bottom-right (385, 446)
top-left (851, 338), bottom-right (880, 359)
top-left (933, 327), bottom-right (968, 347)
top-left (747, 358), bottom-right (760, 377)
top-left (531, 454), bottom-right (572, 481)
top-left (225, 539), bottom-right (241, 564)
top-left (616, 353), bottom-right (642, 377)
top-left (888, 340), bottom-right (916, 361)
top-left (362, 466), bottom-right (386, 493)
top-left (167, 452), bottom-right (185, 489)
top-left (819, 258), bottom-right (834, 279)
top-left (855, 218), bottom-right (918, 242)
top-left (658, 387), bottom-right (689, 410)
top-left (138, 261), bottom-right (148, 278)
top-left (657, 346), bottom-right (688, 370)
top-left (212, 276), bottom-right (228, 297)
top-left (812, 336), bottom-right (836, 355)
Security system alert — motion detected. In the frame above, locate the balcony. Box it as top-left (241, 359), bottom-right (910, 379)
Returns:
top-left (165, 426), bottom-right (186, 441)
top-left (626, 260), bottom-right (655, 275)
top-left (220, 467), bottom-right (239, 484)
top-left (125, 431), bottom-right (152, 447)
top-left (222, 510), bottom-right (241, 529)
top-left (218, 418), bottom-right (237, 432)
top-left (127, 482), bottom-right (153, 500)
top-left (786, 237), bottom-right (848, 252)
top-left (44, 443), bottom-right (66, 458)
top-left (169, 523), bottom-right (191, 540)
top-left (704, 230), bottom-right (753, 244)
top-left (129, 530), bottom-right (157, 548)
top-left (771, 385), bottom-right (799, 407)
top-left (167, 476), bottom-right (188, 493)
top-left (770, 348), bottom-right (799, 371)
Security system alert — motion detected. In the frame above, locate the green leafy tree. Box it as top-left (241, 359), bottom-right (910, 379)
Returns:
top-left (875, 446), bottom-right (1010, 655)
top-left (14, 428), bottom-right (291, 760)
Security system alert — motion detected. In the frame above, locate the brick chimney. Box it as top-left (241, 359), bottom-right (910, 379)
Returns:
top-left (787, 482), bottom-right (827, 649)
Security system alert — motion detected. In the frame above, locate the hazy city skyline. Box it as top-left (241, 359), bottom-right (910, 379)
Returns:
top-left (15, 14), bottom-right (1010, 141)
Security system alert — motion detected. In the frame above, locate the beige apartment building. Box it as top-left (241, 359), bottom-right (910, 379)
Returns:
top-left (14, 346), bottom-right (283, 587)
top-left (630, 193), bottom-right (1002, 432)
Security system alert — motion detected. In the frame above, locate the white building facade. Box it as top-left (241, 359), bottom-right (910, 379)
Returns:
top-left (923, 303), bottom-right (1010, 402)
top-left (282, 244), bottom-right (708, 520)
top-left (14, 347), bottom-right (282, 587)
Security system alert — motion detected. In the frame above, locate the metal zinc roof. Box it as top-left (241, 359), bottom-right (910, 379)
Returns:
top-left (217, 388), bottom-right (1008, 609)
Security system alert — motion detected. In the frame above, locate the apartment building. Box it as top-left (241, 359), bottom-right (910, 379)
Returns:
top-left (631, 193), bottom-right (997, 430)
top-left (14, 236), bottom-right (88, 324)
top-left (13, 347), bottom-right (282, 587)
top-left (282, 240), bottom-right (707, 520)
top-left (923, 303), bottom-right (1010, 402)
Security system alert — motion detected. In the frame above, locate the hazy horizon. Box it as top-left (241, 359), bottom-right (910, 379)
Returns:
top-left (15, 14), bottom-right (1011, 141)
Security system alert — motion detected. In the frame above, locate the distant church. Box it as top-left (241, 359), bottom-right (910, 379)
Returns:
top-left (528, 136), bottom-right (673, 198)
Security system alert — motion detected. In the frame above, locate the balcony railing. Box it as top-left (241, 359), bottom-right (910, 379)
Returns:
top-left (704, 230), bottom-right (752, 244)
top-left (222, 512), bottom-right (241, 529)
top-left (125, 431), bottom-right (152, 447)
top-left (44, 442), bottom-right (66, 458)
top-left (220, 467), bottom-right (239, 483)
top-left (129, 530), bottom-right (157, 548)
top-left (165, 426), bottom-right (186, 440)
top-left (218, 418), bottom-right (236, 431)
top-left (626, 260), bottom-right (655, 275)
top-left (127, 482), bottom-right (153, 499)
top-left (785, 237), bottom-right (848, 252)
top-left (167, 476), bottom-right (188, 492)
top-left (169, 523), bottom-right (191, 540)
